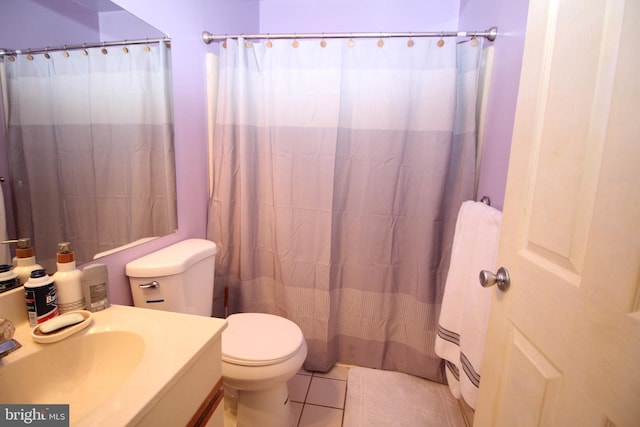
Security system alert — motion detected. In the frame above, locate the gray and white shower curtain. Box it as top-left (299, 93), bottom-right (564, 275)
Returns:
top-left (4, 43), bottom-right (176, 270)
top-left (207, 36), bottom-right (482, 382)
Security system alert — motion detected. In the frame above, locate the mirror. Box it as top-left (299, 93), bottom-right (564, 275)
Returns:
top-left (0, 0), bottom-right (177, 272)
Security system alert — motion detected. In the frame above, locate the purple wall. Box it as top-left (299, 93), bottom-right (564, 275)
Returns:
top-left (459, 0), bottom-right (530, 209)
top-left (259, 0), bottom-right (459, 33)
top-left (1, 0), bottom-right (528, 305)
top-left (0, 0), bottom-right (100, 48)
top-left (99, 10), bottom-right (163, 40)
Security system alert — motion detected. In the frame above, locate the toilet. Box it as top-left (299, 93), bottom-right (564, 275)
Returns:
top-left (125, 239), bottom-right (307, 427)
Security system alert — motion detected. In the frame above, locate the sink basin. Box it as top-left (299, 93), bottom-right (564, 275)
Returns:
top-left (0, 304), bottom-right (227, 426)
top-left (0, 330), bottom-right (145, 421)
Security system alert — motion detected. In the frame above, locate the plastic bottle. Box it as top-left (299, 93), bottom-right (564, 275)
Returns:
top-left (24, 269), bottom-right (58, 327)
top-left (81, 264), bottom-right (110, 312)
top-left (52, 242), bottom-right (85, 313)
top-left (0, 264), bottom-right (20, 294)
top-left (9, 238), bottom-right (43, 285)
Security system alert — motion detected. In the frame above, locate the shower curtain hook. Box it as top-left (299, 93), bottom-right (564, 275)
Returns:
top-left (348, 33), bottom-right (355, 47)
top-left (437, 32), bottom-right (445, 47)
top-left (320, 33), bottom-right (327, 48)
top-left (377, 31), bottom-right (384, 48)
top-left (266, 34), bottom-right (273, 48)
top-left (292, 33), bottom-right (299, 48)
top-left (407, 32), bottom-right (415, 47)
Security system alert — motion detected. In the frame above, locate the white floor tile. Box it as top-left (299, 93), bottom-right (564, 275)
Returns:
top-left (306, 377), bottom-right (347, 409)
top-left (290, 401), bottom-right (304, 426)
top-left (313, 364), bottom-right (350, 381)
top-left (298, 367), bottom-right (314, 376)
top-left (289, 373), bottom-right (312, 403)
top-left (298, 404), bottom-right (344, 427)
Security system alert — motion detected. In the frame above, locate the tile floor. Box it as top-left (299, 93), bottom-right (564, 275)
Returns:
top-left (287, 364), bottom-right (350, 427)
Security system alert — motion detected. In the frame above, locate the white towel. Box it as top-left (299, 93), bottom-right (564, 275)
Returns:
top-left (434, 200), bottom-right (502, 409)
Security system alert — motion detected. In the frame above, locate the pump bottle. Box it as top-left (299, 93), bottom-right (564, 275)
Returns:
top-left (52, 242), bottom-right (85, 313)
top-left (4, 238), bottom-right (43, 285)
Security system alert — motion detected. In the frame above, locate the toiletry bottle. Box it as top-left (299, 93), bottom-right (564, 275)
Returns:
top-left (0, 264), bottom-right (20, 294)
top-left (9, 238), bottom-right (43, 285)
top-left (81, 264), bottom-right (110, 312)
top-left (52, 242), bottom-right (85, 313)
top-left (24, 269), bottom-right (58, 327)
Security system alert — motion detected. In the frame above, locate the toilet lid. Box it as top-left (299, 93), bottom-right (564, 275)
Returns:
top-left (222, 313), bottom-right (305, 367)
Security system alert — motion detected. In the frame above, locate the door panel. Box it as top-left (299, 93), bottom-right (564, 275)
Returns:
top-left (475, 0), bottom-right (640, 426)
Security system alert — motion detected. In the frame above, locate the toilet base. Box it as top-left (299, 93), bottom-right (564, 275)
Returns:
top-left (223, 383), bottom-right (294, 427)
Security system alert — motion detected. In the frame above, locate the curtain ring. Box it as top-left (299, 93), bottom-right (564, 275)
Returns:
top-left (348, 33), bottom-right (355, 48)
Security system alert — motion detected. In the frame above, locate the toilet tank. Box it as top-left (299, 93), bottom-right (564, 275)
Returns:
top-left (125, 239), bottom-right (217, 316)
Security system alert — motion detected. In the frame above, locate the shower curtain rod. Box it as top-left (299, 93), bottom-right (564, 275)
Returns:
top-left (202, 26), bottom-right (497, 44)
top-left (0, 36), bottom-right (171, 57)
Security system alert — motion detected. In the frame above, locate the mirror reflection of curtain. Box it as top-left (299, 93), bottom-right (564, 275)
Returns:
top-left (207, 37), bottom-right (483, 382)
top-left (0, 62), bottom-right (10, 265)
top-left (5, 43), bottom-right (176, 271)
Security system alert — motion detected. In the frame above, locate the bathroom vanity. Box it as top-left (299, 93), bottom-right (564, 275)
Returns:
top-left (0, 296), bottom-right (227, 427)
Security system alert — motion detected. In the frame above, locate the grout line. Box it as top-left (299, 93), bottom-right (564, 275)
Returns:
top-left (296, 368), bottom-right (350, 426)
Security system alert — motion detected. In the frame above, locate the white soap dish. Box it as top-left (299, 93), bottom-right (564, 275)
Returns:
top-left (32, 310), bottom-right (93, 344)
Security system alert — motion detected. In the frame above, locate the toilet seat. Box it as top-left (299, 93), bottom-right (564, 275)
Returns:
top-left (222, 313), bottom-right (305, 367)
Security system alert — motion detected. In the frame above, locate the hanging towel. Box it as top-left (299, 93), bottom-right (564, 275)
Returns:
top-left (434, 200), bottom-right (502, 410)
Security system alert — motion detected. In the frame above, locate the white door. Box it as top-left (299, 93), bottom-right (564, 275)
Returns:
top-left (474, 1), bottom-right (640, 426)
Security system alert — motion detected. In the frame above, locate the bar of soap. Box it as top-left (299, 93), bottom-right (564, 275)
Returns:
top-left (40, 313), bottom-right (85, 334)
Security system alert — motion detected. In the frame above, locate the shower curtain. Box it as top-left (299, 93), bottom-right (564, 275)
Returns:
top-left (4, 43), bottom-right (176, 270)
top-left (207, 36), bottom-right (483, 382)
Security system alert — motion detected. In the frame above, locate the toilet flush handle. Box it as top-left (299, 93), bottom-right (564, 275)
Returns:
top-left (138, 280), bottom-right (159, 289)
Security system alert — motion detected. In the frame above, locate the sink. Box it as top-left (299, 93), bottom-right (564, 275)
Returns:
top-left (0, 304), bottom-right (227, 426)
top-left (0, 330), bottom-right (145, 421)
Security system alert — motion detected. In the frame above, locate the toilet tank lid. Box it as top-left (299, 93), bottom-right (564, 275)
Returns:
top-left (125, 239), bottom-right (217, 277)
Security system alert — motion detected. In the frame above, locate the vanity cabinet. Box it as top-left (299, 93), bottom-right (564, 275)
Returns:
top-left (136, 336), bottom-right (224, 427)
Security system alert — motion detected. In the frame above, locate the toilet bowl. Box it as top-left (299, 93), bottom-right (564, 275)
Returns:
top-left (222, 313), bottom-right (307, 427)
top-left (126, 239), bottom-right (307, 427)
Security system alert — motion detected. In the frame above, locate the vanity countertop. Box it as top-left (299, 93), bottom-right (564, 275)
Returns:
top-left (0, 304), bottom-right (227, 426)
